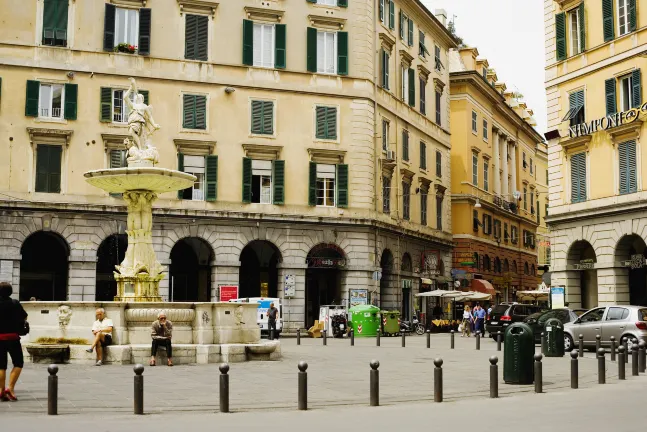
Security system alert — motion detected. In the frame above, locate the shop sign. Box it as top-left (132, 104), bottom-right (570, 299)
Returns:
top-left (568, 105), bottom-right (645, 138)
top-left (421, 250), bottom-right (440, 278)
top-left (622, 254), bottom-right (645, 269)
top-left (349, 289), bottom-right (368, 307)
top-left (219, 285), bottom-right (238, 302)
top-left (307, 257), bottom-right (347, 268)
top-left (550, 286), bottom-right (565, 309)
top-left (573, 259), bottom-right (595, 270)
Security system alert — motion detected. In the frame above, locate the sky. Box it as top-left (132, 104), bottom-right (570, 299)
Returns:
top-left (422, 0), bottom-right (547, 134)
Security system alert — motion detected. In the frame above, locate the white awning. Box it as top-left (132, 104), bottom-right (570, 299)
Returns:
top-left (416, 290), bottom-right (462, 298)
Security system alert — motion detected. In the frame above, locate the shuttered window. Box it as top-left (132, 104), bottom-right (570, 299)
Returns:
top-left (251, 100), bottom-right (274, 135)
top-left (103, 4), bottom-right (151, 55)
top-left (35, 144), bottom-right (62, 193)
top-left (381, 49), bottom-right (390, 89)
top-left (564, 90), bottom-right (585, 126)
top-left (315, 106), bottom-right (337, 140)
top-left (382, 175), bottom-right (391, 213)
top-left (183, 94), bottom-right (207, 130)
top-left (402, 130), bottom-right (409, 161)
top-left (382, 120), bottom-right (389, 151)
top-left (420, 191), bottom-right (428, 225)
top-left (484, 160), bottom-right (489, 192)
top-left (420, 78), bottom-right (426, 115)
top-left (402, 181), bottom-right (410, 220)
top-left (420, 141), bottom-right (427, 170)
top-left (555, 12), bottom-right (566, 61)
top-left (603, 0), bottom-right (615, 41)
top-left (408, 68), bottom-right (415, 107)
top-left (436, 195), bottom-right (443, 230)
top-left (185, 14), bottom-right (208, 61)
top-left (436, 150), bottom-right (442, 177)
top-left (570, 152), bottom-right (587, 203)
top-left (619, 140), bottom-right (637, 195)
top-left (273, 160), bottom-right (285, 205)
top-left (388, 0), bottom-right (395, 29)
top-left (435, 90), bottom-right (441, 125)
top-left (42, 0), bottom-right (68, 47)
top-left (605, 78), bottom-right (617, 116)
top-left (472, 152), bottom-right (478, 186)
top-left (109, 150), bottom-right (128, 197)
top-left (408, 17), bottom-right (414, 47)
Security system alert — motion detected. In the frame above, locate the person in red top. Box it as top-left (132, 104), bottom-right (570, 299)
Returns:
top-left (0, 282), bottom-right (28, 401)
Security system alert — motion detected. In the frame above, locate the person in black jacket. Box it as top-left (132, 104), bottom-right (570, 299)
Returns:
top-left (0, 282), bottom-right (28, 401)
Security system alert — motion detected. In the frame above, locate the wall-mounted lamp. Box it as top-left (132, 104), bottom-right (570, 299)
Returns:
top-left (474, 199), bottom-right (482, 208)
top-left (67, 71), bottom-right (75, 79)
top-left (224, 87), bottom-right (236, 94)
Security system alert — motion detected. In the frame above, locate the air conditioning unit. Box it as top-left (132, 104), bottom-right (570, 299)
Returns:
top-left (386, 150), bottom-right (396, 160)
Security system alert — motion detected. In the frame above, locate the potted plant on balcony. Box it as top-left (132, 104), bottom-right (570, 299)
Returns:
top-left (115, 43), bottom-right (137, 54)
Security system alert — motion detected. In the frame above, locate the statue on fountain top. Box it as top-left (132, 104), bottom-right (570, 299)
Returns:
top-left (124, 78), bottom-right (161, 167)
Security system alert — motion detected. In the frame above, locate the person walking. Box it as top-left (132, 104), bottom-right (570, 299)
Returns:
top-left (475, 305), bottom-right (486, 335)
top-left (0, 282), bottom-right (28, 401)
top-left (461, 306), bottom-right (472, 337)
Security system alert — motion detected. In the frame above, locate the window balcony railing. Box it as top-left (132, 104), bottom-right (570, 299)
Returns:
top-left (41, 107), bottom-right (62, 118)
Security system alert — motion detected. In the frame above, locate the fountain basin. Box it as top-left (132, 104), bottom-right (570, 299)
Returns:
top-left (84, 167), bottom-right (196, 194)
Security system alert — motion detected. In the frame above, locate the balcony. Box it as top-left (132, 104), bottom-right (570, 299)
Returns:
top-left (41, 107), bottom-right (62, 118)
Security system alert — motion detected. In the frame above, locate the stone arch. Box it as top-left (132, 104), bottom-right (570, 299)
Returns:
top-left (19, 230), bottom-right (70, 301)
top-left (96, 233), bottom-right (128, 301)
top-left (239, 240), bottom-right (283, 298)
top-left (614, 234), bottom-right (647, 306)
top-left (401, 252), bottom-right (413, 272)
top-left (380, 248), bottom-right (397, 309)
top-left (304, 242), bottom-right (347, 327)
top-left (566, 239), bottom-right (598, 309)
top-left (169, 236), bottom-right (215, 302)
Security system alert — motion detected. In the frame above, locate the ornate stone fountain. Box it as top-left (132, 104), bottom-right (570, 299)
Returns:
top-left (85, 78), bottom-right (196, 302)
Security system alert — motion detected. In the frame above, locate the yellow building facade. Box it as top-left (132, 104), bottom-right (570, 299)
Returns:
top-left (450, 47), bottom-right (544, 302)
top-left (0, 0), bottom-right (456, 329)
top-left (545, 0), bottom-right (647, 308)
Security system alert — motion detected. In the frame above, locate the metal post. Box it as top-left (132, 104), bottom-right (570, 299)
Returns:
top-left (534, 354), bottom-right (543, 394)
top-left (376, 329), bottom-right (380, 347)
top-left (426, 330), bottom-right (431, 349)
top-left (433, 358), bottom-right (443, 403)
top-left (351, 329), bottom-right (355, 347)
top-left (618, 346), bottom-right (626, 380)
top-left (595, 334), bottom-right (601, 354)
top-left (219, 363), bottom-right (230, 413)
top-left (632, 344), bottom-right (639, 376)
top-left (610, 336), bottom-right (616, 362)
top-left (597, 348), bottom-right (606, 384)
top-left (623, 337), bottom-right (628, 363)
top-left (369, 360), bottom-right (379, 407)
top-left (570, 351), bottom-right (578, 389)
top-left (47, 365), bottom-right (58, 415)
top-left (540, 332), bottom-right (545, 354)
top-left (639, 341), bottom-right (646, 374)
top-left (476, 331), bottom-right (481, 350)
top-left (323, 328), bottom-right (327, 346)
top-left (401, 330), bottom-right (406, 348)
top-left (297, 328), bottom-right (301, 346)
top-left (497, 331), bottom-right (502, 352)
top-left (450, 330), bottom-right (455, 349)
top-left (489, 356), bottom-right (498, 399)
top-left (269, 328), bottom-right (274, 341)
top-left (578, 334), bottom-right (584, 358)
top-left (298, 361), bottom-right (308, 411)
top-left (133, 364), bottom-right (144, 415)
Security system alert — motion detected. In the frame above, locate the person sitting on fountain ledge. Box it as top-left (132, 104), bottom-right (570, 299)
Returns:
top-left (150, 311), bottom-right (173, 367)
top-left (86, 308), bottom-right (113, 366)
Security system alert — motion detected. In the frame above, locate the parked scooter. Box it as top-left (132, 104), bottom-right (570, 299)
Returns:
top-left (399, 315), bottom-right (425, 335)
top-left (331, 314), bottom-right (348, 338)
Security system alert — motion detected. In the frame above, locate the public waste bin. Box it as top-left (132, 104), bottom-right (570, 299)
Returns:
top-left (348, 305), bottom-right (381, 337)
top-left (503, 322), bottom-right (535, 384)
top-left (381, 310), bottom-right (400, 336)
top-left (543, 318), bottom-right (565, 357)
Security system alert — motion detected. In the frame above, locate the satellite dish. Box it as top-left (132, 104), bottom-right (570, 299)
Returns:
top-left (454, 280), bottom-right (461, 288)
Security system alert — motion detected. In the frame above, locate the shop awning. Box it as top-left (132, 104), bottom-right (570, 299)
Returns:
top-left (416, 290), bottom-right (462, 298)
top-left (471, 279), bottom-right (496, 295)
top-left (454, 291), bottom-right (492, 301)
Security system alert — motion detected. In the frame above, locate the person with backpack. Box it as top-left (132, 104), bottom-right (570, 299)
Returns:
top-left (0, 282), bottom-right (28, 401)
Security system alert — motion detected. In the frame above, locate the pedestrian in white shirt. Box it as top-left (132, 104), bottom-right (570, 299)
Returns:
top-left (86, 308), bottom-right (113, 366)
top-left (461, 306), bottom-right (472, 337)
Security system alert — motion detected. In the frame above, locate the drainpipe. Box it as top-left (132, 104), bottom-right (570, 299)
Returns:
top-left (373, 0), bottom-right (380, 305)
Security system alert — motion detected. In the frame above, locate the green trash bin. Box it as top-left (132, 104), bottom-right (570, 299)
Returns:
top-left (503, 322), bottom-right (535, 384)
top-left (381, 310), bottom-right (400, 336)
top-left (348, 305), bottom-right (381, 337)
top-left (543, 318), bottom-right (565, 357)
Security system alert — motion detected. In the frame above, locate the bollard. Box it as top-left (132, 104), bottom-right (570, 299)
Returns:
top-left (570, 351), bottom-right (578, 389)
top-left (632, 344), bottom-right (639, 376)
top-left (269, 328), bottom-right (274, 341)
top-left (595, 334), bottom-right (601, 354)
top-left (433, 358), bottom-right (443, 402)
top-left (610, 336), bottom-right (616, 362)
top-left (401, 330), bottom-right (406, 348)
top-left (534, 354), bottom-right (543, 394)
top-left (351, 329), bottom-right (355, 347)
top-left (541, 332), bottom-right (545, 354)
top-left (496, 331), bottom-right (502, 352)
top-left (298, 361), bottom-right (308, 411)
top-left (476, 331), bottom-right (481, 350)
top-left (219, 363), bottom-right (230, 413)
top-left (47, 365), bottom-right (58, 415)
top-left (597, 348), bottom-right (606, 384)
top-left (369, 360), bottom-right (379, 407)
top-left (133, 364), bottom-right (144, 415)
top-left (578, 334), bottom-right (584, 358)
top-left (618, 346), bottom-right (626, 380)
top-left (639, 341), bottom-right (646, 374)
top-left (489, 356), bottom-right (498, 399)
top-left (426, 330), bottom-right (431, 349)
top-left (450, 330), bottom-right (455, 349)
top-left (323, 328), bottom-right (327, 346)
top-left (623, 337), bottom-right (629, 363)
top-left (297, 328), bottom-right (301, 346)
top-left (376, 329), bottom-right (381, 347)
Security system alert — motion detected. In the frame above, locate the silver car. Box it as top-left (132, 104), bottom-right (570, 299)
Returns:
top-left (563, 305), bottom-right (647, 351)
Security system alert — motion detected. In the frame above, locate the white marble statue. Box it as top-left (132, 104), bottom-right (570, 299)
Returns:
top-left (124, 78), bottom-right (160, 166)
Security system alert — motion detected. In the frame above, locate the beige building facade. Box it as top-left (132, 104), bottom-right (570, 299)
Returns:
top-left (0, 0), bottom-right (455, 330)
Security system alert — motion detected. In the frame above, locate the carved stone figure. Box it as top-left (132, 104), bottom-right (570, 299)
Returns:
top-left (57, 305), bottom-right (72, 329)
top-left (124, 78), bottom-right (160, 166)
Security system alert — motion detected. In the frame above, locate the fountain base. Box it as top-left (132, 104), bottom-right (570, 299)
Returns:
top-left (114, 273), bottom-right (164, 302)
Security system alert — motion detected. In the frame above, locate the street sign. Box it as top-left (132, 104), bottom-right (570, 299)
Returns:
top-left (219, 285), bottom-right (238, 302)
top-left (284, 274), bottom-right (296, 297)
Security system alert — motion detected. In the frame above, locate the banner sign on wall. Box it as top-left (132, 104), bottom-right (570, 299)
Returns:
top-left (219, 285), bottom-right (239, 302)
top-left (550, 286), bottom-right (565, 310)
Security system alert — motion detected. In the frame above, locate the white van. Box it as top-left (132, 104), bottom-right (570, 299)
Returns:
top-left (229, 297), bottom-right (282, 336)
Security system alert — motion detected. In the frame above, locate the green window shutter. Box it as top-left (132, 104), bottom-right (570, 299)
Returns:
top-left (242, 157), bottom-right (253, 203)
top-left (49, 145), bottom-right (62, 193)
top-left (35, 145), bottom-right (50, 192)
top-left (605, 78), bottom-right (617, 115)
top-left (275, 24), bottom-right (287, 69)
top-left (196, 15), bottom-right (208, 61)
top-left (326, 107), bottom-right (337, 139)
top-left (103, 3), bottom-right (115, 51)
top-left (242, 19), bottom-right (254, 66)
top-left (307, 27), bottom-right (317, 73)
top-left (436, 151), bottom-right (442, 177)
top-left (63, 83), bottom-right (77, 120)
top-left (389, 0), bottom-right (395, 29)
top-left (177, 153), bottom-right (185, 199)
top-left (43, 0), bottom-right (57, 44)
top-left (337, 31), bottom-right (348, 75)
top-left (185, 15), bottom-right (198, 59)
top-left (555, 12), bottom-right (566, 61)
top-left (251, 100), bottom-right (263, 134)
top-left (205, 155), bottom-right (218, 201)
top-left (25, 80), bottom-right (40, 117)
top-left (195, 95), bottom-right (207, 129)
top-left (629, 0), bottom-right (637, 32)
top-left (100, 87), bottom-right (112, 122)
top-left (263, 101), bottom-right (274, 134)
top-left (408, 18), bottom-right (414, 46)
top-left (408, 68), bottom-right (415, 107)
top-left (402, 130), bottom-right (409, 161)
top-left (316, 106), bottom-right (327, 139)
top-left (110, 149), bottom-right (126, 169)
top-left (381, 50), bottom-right (389, 89)
top-left (379, 0), bottom-right (384, 22)
top-left (338, 0), bottom-right (348, 7)
top-left (307, 0), bottom-right (317, 3)
top-left (399, 11), bottom-right (405, 39)
top-left (336, 164), bottom-right (348, 208)
top-left (603, 0), bottom-right (615, 42)
top-left (272, 160), bottom-right (285, 205)
top-left (140, 90), bottom-right (149, 105)
top-left (183, 94), bottom-right (195, 128)
top-left (571, 152), bottom-right (586, 203)
top-left (632, 68), bottom-right (642, 108)
top-left (619, 141), bottom-right (629, 194)
top-left (138, 8), bottom-right (152, 55)
top-left (308, 162), bottom-right (317, 206)
top-left (579, 2), bottom-right (586, 52)
top-left (420, 78), bottom-right (426, 114)
top-left (628, 140), bottom-right (637, 193)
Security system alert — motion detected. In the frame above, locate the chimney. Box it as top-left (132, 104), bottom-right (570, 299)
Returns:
top-left (434, 9), bottom-right (447, 27)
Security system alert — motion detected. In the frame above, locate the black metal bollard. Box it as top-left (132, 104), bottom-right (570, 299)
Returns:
top-left (450, 330), bottom-right (455, 349)
top-left (570, 351), bottom-right (578, 389)
top-left (476, 331), bottom-right (481, 350)
top-left (426, 330), bottom-right (431, 349)
top-left (639, 341), bottom-right (646, 374)
top-left (489, 356), bottom-right (498, 399)
top-left (597, 348), bottom-right (606, 384)
top-left (369, 360), bottom-right (379, 407)
top-left (401, 330), bottom-right (406, 348)
top-left (610, 336), bottom-right (616, 362)
top-left (47, 365), bottom-right (58, 415)
top-left (297, 328), bottom-right (301, 346)
top-left (632, 344), bottom-right (639, 376)
top-left (298, 361), bottom-right (308, 411)
top-left (219, 363), bottom-right (230, 413)
top-left (623, 337), bottom-right (629, 363)
top-left (433, 358), bottom-right (443, 402)
top-left (323, 328), bottom-right (327, 346)
top-left (133, 364), bottom-right (144, 415)
top-left (578, 334), bottom-right (584, 358)
top-left (541, 332), bottom-right (545, 354)
top-left (595, 334), bottom-right (601, 354)
top-left (376, 329), bottom-right (381, 347)
top-left (351, 329), bottom-right (355, 347)
top-left (269, 328), bottom-right (274, 341)
top-left (534, 354), bottom-right (543, 394)
top-left (618, 346), bottom-right (626, 380)
top-left (497, 331), bottom-right (502, 352)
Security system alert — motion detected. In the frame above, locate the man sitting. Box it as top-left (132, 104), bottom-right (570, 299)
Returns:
top-left (150, 312), bottom-right (173, 366)
top-left (86, 308), bottom-right (113, 366)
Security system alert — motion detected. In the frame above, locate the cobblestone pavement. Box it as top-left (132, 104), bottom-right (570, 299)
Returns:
top-left (0, 333), bottom-right (630, 416)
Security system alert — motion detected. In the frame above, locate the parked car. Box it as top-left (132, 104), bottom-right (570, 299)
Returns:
top-left (563, 305), bottom-right (647, 352)
top-left (486, 303), bottom-right (545, 338)
top-left (523, 308), bottom-right (586, 343)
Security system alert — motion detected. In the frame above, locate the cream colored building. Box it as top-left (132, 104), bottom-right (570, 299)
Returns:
top-left (0, 0), bottom-right (456, 330)
top-left (545, 0), bottom-right (647, 308)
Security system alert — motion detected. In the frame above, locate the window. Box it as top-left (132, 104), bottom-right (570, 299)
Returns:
top-left (407, 17), bottom-right (414, 47)
top-left (473, 210), bottom-right (480, 232)
top-left (435, 91), bottom-right (441, 125)
top-left (504, 223), bottom-right (509, 242)
top-left (242, 158), bottom-right (282, 205)
top-left (382, 120), bottom-right (390, 151)
top-left (251, 160), bottom-right (273, 204)
top-left (420, 78), bottom-right (426, 115)
top-left (473, 252), bottom-right (480, 270)
top-left (115, 7), bottom-right (139, 46)
top-left (385, 0), bottom-right (395, 29)
top-left (571, 152), bottom-right (587, 203)
top-left (420, 141), bottom-right (427, 170)
top-left (434, 45), bottom-right (442, 72)
top-left (181, 155), bottom-right (206, 201)
top-left (493, 219), bottom-right (501, 239)
top-left (315, 106), bottom-right (337, 140)
top-left (379, 0), bottom-right (385, 23)
top-left (317, 31), bottom-right (337, 74)
top-left (523, 187), bottom-right (527, 210)
top-left (381, 50), bottom-right (390, 89)
top-left (511, 226), bottom-right (518, 244)
top-left (185, 14), bottom-right (209, 61)
top-left (472, 152), bottom-right (478, 186)
top-left (253, 23), bottom-right (275, 68)
top-left (110, 149), bottom-right (127, 169)
top-left (530, 192), bottom-right (535, 213)
top-left (251, 100), bottom-right (274, 135)
top-left (568, 8), bottom-right (581, 56)
top-left (39, 83), bottom-right (64, 119)
top-left (401, 65), bottom-right (409, 104)
top-left (483, 160), bottom-right (489, 192)
top-left (580, 307), bottom-right (605, 323)
top-left (619, 140), bottom-right (637, 194)
top-left (436, 150), bottom-right (442, 177)
top-left (35, 144), bottom-right (62, 193)
top-left (319, 0), bottom-right (337, 5)
top-left (523, 152), bottom-right (527, 169)
top-left (421, 190), bottom-right (428, 225)
top-left (482, 119), bottom-right (488, 140)
top-left (419, 31), bottom-right (429, 58)
top-left (400, 12), bottom-right (407, 40)
top-left (402, 181), bottom-right (411, 220)
top-left (607, 307), bottom-right (630, 321)
top-left (472, 111), bottom-right (477, 133)
top-left (316, 164), bottom-right (336, 207)
top-left (112, 89), bottom-right (134, 123)
top-left (530, 158), bottom-right (534, 174)
top-left (436, 195), bottom-right (443, 230)
top-left (620, 74), bottom-right (634, 111)
top-left (42, 0), bottom-right (68, 47)
top-left (383, 175), bottom-right (391, 213)
top-left (402, 130), bottom-right (409, 161)
top-left (618, 0), bottom-right (630, 36)
top-left (564, 90), bottom-right (585, 127)
top-left (182, 94), bottom-right (207, 130)
top-left (482, 214), bottom-right (492, 235)
top-left (546, 169), bottom-right (549, 184)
